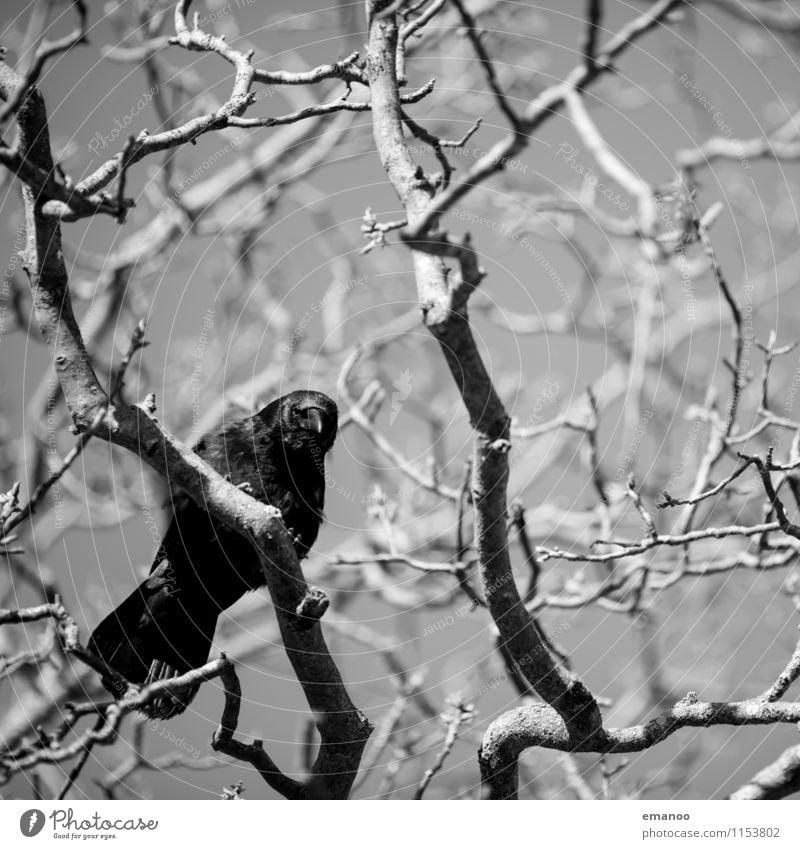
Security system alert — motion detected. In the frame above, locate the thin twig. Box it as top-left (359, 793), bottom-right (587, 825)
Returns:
top-left (413, 697), bottom-right (475, 799)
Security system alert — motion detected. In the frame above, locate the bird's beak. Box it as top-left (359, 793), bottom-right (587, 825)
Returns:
top-left (305, 408), bottom-right (324, 434)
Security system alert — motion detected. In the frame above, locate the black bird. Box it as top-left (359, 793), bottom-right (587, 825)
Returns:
top-left (88, 390), bottom-right (338, 719)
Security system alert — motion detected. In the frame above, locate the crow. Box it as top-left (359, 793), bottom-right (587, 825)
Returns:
top-left (88, 390), bottom-right (338, 719)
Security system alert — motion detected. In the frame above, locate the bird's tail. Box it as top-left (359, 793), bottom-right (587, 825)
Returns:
top-left (88, 572), bottom-right (218, 720)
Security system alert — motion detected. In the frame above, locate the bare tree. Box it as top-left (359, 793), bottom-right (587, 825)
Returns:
top-left (3, 0), bottom-right (800, 800)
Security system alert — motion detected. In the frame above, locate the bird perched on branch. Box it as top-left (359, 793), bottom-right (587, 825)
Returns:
top-left (88, 390), bottom-right (338, 719)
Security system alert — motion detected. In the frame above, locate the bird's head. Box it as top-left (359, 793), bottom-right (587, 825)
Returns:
top-left (263, 390), bottom-right (338, 453)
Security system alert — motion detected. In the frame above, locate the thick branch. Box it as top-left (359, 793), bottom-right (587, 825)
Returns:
top-left (4, 33), bottom-right (371, 800)
top-left (366, 1), bottom-right (602, 740)
top-left (480, 694), bottom-right (800, 799)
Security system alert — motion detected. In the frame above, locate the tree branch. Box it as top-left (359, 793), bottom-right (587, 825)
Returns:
top-left (0, 0), bottom-right (88, 126)
top-left (480, 693), bottom-right (800, 799)
top-left (1, 24), bottom-right (371, 799)
top-left (366, 0), bottom-right (603, 743)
